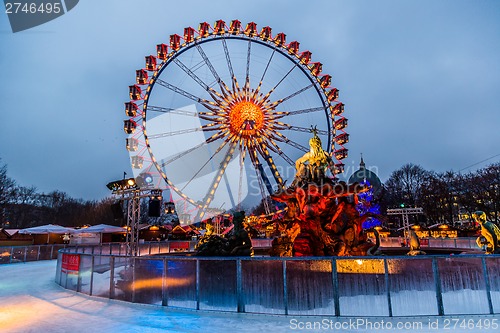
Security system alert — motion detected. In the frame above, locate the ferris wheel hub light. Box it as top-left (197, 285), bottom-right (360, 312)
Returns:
top-left (229, 101), bottom-right (264, 135)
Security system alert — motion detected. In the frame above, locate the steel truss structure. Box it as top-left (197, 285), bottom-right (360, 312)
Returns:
top-left (387, 207), bottom-right (424, 243)
top-left (113, 188), bottom-right (161, 256)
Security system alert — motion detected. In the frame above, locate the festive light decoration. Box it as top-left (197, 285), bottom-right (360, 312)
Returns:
top-left (355, 180), bottom-right (382, 229)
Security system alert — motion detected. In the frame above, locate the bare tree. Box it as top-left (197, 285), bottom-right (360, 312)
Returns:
top-left (0, 159), bottom-right (16, 225)
top-left (13, 185), bottom-right (38, 205)
top-left (385, 163), bottom-right (429, 207)
top-left (420, 171), bottom-right (458, 224)
top-left (475, 163), bottom-right (500, 223)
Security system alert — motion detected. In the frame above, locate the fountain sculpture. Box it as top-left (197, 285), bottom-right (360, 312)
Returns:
top-left (474, 210), bottom-right (500, 254)
top-left (270, 129), bottom-right (381, 257)
top-left (195, 211), bottom-right (254, 256)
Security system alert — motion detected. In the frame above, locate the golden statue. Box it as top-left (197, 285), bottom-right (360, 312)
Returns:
top-left (473, 211), bottom-right (500, 254)
top-left (293, 126), bottom-right (333, 184)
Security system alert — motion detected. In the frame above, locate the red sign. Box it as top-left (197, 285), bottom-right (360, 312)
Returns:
top-left (170, 241), bottom-right (190, 252)
top-left (62, 253), bottom-right (80, 275)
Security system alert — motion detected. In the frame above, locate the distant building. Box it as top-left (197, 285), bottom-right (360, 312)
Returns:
top-left (348, 156), bottom-right (382, 195)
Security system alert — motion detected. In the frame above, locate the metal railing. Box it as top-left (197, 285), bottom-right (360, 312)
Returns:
top-left (0, 237), bottom-right (481, 266)
top-left (0, 244), bottom-right (67, 264)
top-left (56, 247), bottom-right (500, 317)
top-left (0, 241), bottom-right (199, 265)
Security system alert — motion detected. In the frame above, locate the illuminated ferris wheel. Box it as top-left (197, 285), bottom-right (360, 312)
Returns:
top-left (123, 20), bottom-right (348, 223)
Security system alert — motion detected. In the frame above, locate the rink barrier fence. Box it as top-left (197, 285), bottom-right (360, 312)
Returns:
top-left (0, 237), bottom-right (480, 266)
top-left (0, 241), bottom-right (199, 265)
top-left (55, 246), bottom-right (500, 317)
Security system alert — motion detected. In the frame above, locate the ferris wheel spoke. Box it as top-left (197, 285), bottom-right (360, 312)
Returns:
top-left (221, 38), bottom-right (238, 92)
top-left (172, 58), bottom-right (224, 102)
top-left (269, 106), bottom-right (326, 120)
top-left (248, 146), bottom-right (272, 215)
top-left (237, 149), bottom-right (246, 210)
top-left (180, 136), bottom-right (234, 192)
top-left (252, 48), bottom-right (276, 100)
top-left (249, 142), bottom-right (274, 195)
top-left (195, 42), bottom-right (232, 96)
top-left (278, 124), bottom-right (329, 136)
top-left (266, 84), bottom-right (314, 110)
top-left (194, 141), bottom-right (238, 221)
top-left (271, 132), bottom-right (309, 153)
top-left (285, 106), bottom-right (327, 117)
top-left (158, 141), bottom-right (207, 168)
top-left (148, 105), bottom-right (212, 117)
top-left (245, 39), bottom-right (251, 92)
top-left (265, 138), bottom-right (294, 166)
top-left (148, 127), bottom-right (203, 139)
top-left (223, 170), bottom-right (236, 209)
top-left (261, 63), bottom-right (298, 101)
top-left (255, 139), bottom-right (284, 188)
top-left (156, 79), bottom-right (220, 113)
top-left (148, 123), bottom-right (225, 139)
top-left (205, 129), bottom-right (232, 143)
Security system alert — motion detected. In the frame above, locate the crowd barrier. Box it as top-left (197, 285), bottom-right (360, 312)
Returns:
top-left (0, 241), bottom-right (198, 265)
top-left (55, 246), bottom-right (500, 317)
top-left (0, 244), bottom-right (67, 264)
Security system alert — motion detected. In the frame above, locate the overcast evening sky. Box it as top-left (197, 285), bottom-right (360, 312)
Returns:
top-left (0, 0), bottom-right (499, 200)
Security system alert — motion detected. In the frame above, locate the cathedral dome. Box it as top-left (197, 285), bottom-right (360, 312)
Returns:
top-left (348, 156), bottom-right (382, 193)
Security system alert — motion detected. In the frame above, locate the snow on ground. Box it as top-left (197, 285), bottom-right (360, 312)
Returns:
top-left (0, 260), bottom-right (499, 333)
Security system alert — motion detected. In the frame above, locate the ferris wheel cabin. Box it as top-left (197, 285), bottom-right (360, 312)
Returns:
top-left (125, 102), bottom-right (138, 117)
top-left (156, 44), bottom-right (168, 60)
top-left (335, 133), bottom-right (349, 145)
top-left (145, 56), bottom-right (157, 71)
top-left (299, 51), bottom-right (312, 65)
top-left (129, 85), bottom-right (142, 100)
top-left (244, 22), bottom-right (257, 37)
top-left (229, 20), bottom-right (241, 35)
top-left (334, 148), bottom-right (348, 160)
top-left (170, 34), bottom-right (181, 51)
top-left (214, 20), bottom-right (226, 35)
top-left (124, 119), bottom-right (137, 134)
top-left (126, 138), bottom-right (139, 152)
top-left (136, 69), bottom-right (148, 85)
top-left (319, 75), bottom-right (331, 88)
top-left (184, 27), bottom-right (195, 43)
top-left (260, 26), bottom-right (272, 41)
top-left (131, 155), bottom-right (144, 169)
top-left (334, 117), bottom-right (348, 131)
top-left (199, 22), bottom-right (210, 38)
top-left (288, 41), bottom-right (300, 55)
top-left (310, 62), bottom-right (322, 76)
top-left (334, 163), bottom-right (345, 174)
top-left (274, 33), bottom-right (286, 46)
top-left (327, 88), bottom-right (339, 102)
top-left (332, 103), bottom-right (344, 116)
